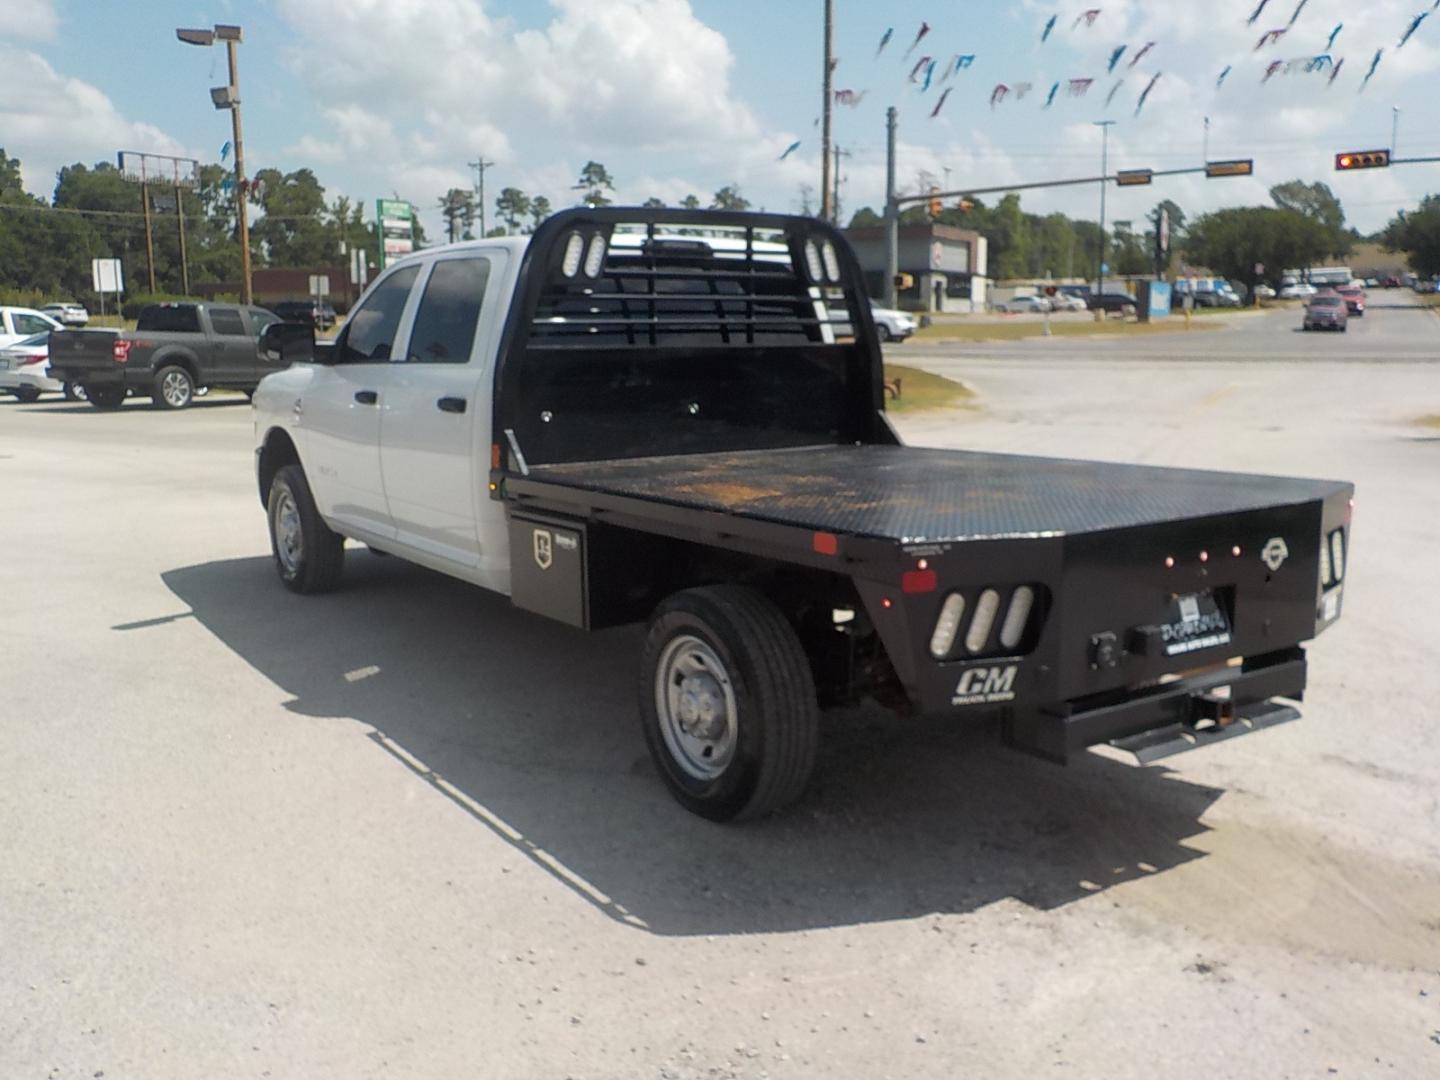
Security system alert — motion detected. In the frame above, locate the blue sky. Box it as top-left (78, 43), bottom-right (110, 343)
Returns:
top-left (2, 0), bottom-right (1437, 238)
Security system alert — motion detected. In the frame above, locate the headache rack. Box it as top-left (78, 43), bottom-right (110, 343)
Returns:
top-left (491, 208), bottom-right (894, 470)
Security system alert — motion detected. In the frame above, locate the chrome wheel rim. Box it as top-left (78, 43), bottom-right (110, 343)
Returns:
top-left (161, 371), bottom-right (191, 407)
top-left (655, 634), bottom-right (738, 781)
top-left (272, 488), bottom-right (303, 574)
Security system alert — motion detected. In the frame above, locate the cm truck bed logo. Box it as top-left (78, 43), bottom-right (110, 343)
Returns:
top-left (953, 665), bottom-right (1018, 706)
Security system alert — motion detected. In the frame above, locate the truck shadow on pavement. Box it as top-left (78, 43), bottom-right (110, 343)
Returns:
top-left (161, 553), bottom-right (1226, 937)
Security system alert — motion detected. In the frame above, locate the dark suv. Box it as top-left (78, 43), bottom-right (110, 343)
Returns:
top-left (1087, 292), bottom-right (1137, 316)
top-left (270, 299), bottom-right (337, 330)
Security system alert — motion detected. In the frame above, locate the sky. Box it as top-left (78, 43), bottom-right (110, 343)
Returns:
top-left (2, 0), bottom-right (1437, 240)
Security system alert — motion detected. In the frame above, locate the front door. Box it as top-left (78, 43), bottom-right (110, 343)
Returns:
top-left (203, 306), bottom-right (258, 385)
top-left (299, 264), bottom-right (420, 540)
top-left (378, 253), bottom-right (503, 569)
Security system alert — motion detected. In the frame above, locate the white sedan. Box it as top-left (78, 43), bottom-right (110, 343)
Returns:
top-left (996, 295), bottom-right (1051, 314)
top-left (0, 333), bottom-right (85, 402)
top-left (869, 303), bottom-right (916, 342)
top-left (1047, 292), bottom-right (1088, 312)
top-left (1278, 283), bottom-right (1317, 299)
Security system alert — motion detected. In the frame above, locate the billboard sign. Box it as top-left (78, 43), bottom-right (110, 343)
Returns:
top-left (117, 150), bottom-right (199, 188)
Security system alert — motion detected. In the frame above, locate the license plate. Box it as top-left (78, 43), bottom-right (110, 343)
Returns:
top-left (1161, 590), bottom-right (1232, 656)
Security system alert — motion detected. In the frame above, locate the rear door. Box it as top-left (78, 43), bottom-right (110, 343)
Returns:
top-left (300, 264), bottom-right (422, 540)
top-left (377, 252), bottom-right (504, 571)
top-left (203, 306), bottom-right (257, 385)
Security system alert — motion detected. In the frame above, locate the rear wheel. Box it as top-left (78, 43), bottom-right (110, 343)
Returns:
top-left (87, 384), bottom-right (125, 410)
top-left (12, 386), bottom-right (41, 403)
top-left (154, 366), bottom-right (195, 409)
top-left (267, 464), bottom-right (344, 594)
top-left (640, 585), bottom-right (819, 822)
top-left (63, 381), bottom-right (87, 402)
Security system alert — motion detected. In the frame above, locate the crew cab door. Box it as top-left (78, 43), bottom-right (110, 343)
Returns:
top-left (299, 264), bottom-right (421, 540)
top-left (378, 252), bottom-right (505, 572)
top-left (201, 306), bottom-right (256, 384)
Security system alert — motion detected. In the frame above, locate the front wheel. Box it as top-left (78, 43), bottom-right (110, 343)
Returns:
top-left (12, 386), bottom-right (41, 403)
top-left (154, 365), bottom-right (195, 409)
top-left (876, 323), bottom-right (894, 342)
top-left (267, 464), bottom-right (345, 594)
top-left (640, 585), bottom-right (820, 822)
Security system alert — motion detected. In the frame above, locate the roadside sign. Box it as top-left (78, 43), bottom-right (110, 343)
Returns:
top-left (308, 275), bottom-right (331, 297)
top-left (1254, 262), bottom-right (1265, 275)
top-left (91, 258), bottom-right (123, 294)
top-left (376, 199), bottom-right (415, 269)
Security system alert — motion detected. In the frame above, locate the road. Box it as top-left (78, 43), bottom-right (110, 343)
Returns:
top-left (2, 302), bottom-right (1438, 1079)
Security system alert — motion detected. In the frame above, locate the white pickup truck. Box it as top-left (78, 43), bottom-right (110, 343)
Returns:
top-left (253, 208), bottom-right (1352, 822)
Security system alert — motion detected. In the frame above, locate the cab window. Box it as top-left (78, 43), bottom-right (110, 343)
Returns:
top-left (335, 266), bottom-right (420, 363)
top-left (405, 258), bottom-right (491, 364)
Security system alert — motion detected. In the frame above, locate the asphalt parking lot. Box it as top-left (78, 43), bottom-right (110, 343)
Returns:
top-left (3, 303), bottom-right (1439, 1078)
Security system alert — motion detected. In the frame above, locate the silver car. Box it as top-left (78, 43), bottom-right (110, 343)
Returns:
top-left (40, 302), bottom-right (89, 327)
top-left (996, 295), bottom-right (1051, 314)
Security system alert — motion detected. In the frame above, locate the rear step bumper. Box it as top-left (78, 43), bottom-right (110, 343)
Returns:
top-left (1009, 647), bottom-right (1306, 764)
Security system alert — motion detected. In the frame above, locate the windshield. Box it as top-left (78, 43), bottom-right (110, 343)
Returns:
top-left (1310, 297), bottom-right (1343, 307)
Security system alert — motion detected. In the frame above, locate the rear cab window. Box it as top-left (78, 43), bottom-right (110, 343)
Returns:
top-left (137, 306), bottom-right (201, 333)
top-left (207, 308), bottom-right (249, 337)
top-left (405, 257), bottom-right (492, 364)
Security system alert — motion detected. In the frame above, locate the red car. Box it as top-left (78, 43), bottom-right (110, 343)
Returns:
top-left (1335, 283), bottom-right (1366, 316)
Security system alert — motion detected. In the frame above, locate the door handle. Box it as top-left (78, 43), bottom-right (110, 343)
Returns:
top-left (437, 396), bottom-right (467, 414)
top-left (354, 390), bottom-right (378, 405)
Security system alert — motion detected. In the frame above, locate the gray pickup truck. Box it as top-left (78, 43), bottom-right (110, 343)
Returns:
top-left (46, 302), bottom-right (286, 409)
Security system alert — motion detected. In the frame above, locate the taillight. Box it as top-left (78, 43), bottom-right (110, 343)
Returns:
top-left (19, 355), bottom-right (47, 367)
top-left (112, 339), bottom-right (132, 363)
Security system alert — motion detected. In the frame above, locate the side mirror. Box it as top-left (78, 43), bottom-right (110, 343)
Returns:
top-left (261, 320), bottom-right (326, 365)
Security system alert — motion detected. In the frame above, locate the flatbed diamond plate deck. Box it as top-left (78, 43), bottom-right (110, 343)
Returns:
top-left (521, 445), bottom-right (1349, 543)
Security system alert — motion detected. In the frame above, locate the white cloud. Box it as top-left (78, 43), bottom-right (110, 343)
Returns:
top-left (0, 0), bottom-right (58, 41)
top-left (0, 46), bottom-right (186, 195)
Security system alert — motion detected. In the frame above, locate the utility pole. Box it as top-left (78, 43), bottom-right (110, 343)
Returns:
top-left (139, 159), bottom-right (157, 293)
top-left (1391, 106), bottom-right (1400, 157)
top-left (469, 156), bottom-right (495, 237)
top-left (175, 171), bottom-right (190, 295)
top-left (1094, 119), bottom-right (1116, 305)
top-left (831, 143), bottom-right (851, 225)
top-left (820, 0), bottom-right (834, 222)
top-left (884, 106), bottom-right (899, 310)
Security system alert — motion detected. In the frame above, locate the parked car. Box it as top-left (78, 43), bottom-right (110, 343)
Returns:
top-left (1087, 292), bottom-right (1137, 316)
top-left (269, 299), bottom-right (338, 330)
top-left (0, 333), bottom-right (87, 402)
top-left (1047, 292), bottom-right (1088, 312)
top-left (996, 295), bottom-right (1051, 314)
top-left (868, 302), bottom-right (916, 342)
top-left (1335, 284), bottom-right (1366, 316)
top-left (45, 302), bottom-right (285, 410)
top-left (1254, 283), bottom-right (1277, 300)
top-left (0, 306), bottom-right (62, 349)
top-left (1279, 282), bottom-right (1317, 300)
top-left (1302, 294), bottom-right (1348, 331)
top-left (40, 302), bottom-right (89, 327)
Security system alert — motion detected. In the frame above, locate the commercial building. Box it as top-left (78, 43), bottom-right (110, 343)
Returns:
top-left (843, 224), bottom-right (989, 313)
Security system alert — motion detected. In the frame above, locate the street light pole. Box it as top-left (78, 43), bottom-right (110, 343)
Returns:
top-left (884, 106), bottom-right (899, 310)
top-left (1392, 106), bottom-right (1400, 157)
top-left (177, 24), bottom-right (252, 305)
top-left (820, 0), bottom-right (835, 222)
top-left (1094, 120), bottom-right (1116, 305)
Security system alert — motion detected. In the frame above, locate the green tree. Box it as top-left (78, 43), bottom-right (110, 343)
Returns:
top-left (576, 161), bottom-right (614, 207)
top-left (847, 206), bottom-right (883, 228)
top-left (1270, 179), bottom-right (1350, 257)
top-left (710, 184), bottom-right (750, 211)
top-left (1186, 206), bottom-right (1333, 298)
top-left (680, 194), bottom-right (701, 210)
top-left (495, 187), bottom-right (531, 234)
top-left (1379, 197), bottom-right (1440, 278)
top-left (528, 195), bottom-right (553, 232)
top-left (641, 196), bottom-right (666, 208)
top-left (249, 167), bottom-right (334, 266)
top-left (438, 187), bottom-right (476, 243)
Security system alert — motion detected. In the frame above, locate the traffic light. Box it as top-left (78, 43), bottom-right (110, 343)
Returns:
top-left (1205, 159), bottom-right (1254, 178)
top-left (927, 186), bottom-right (942, 217)
top-left (1115, 169), bottom-right (1154, 187)
top-left (893, 272), bottom-right (914, 290)
top-left (1335, 149), bottom-right (1390, 170)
